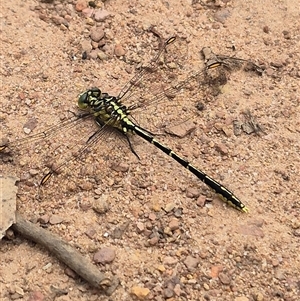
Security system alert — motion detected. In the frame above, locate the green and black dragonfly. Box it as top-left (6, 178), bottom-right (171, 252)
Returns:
top-left (1, 34), bottom-right (262, 212)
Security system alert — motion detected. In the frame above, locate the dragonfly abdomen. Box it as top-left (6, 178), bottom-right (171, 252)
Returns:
top-left (131, 123), bottom-right (248, 213)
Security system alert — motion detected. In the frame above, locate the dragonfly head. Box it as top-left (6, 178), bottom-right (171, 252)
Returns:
top-left (78, 88), bottom-right (102, 110)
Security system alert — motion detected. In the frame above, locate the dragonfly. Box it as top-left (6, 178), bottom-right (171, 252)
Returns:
top-left (1, 31), bottom-right (262, 212)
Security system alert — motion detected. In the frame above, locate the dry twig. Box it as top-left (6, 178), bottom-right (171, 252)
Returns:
top-left (11, 212), bottom-right (119, 296)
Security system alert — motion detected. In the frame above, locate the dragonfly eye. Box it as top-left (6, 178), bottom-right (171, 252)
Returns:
top-left (78, 91), bottom-right (89, 109)
top-left (78, 88), bottom-right (102, 109)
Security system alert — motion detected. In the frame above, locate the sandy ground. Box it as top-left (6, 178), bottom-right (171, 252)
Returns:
top-left (1, 0), bottom-right (299, 300)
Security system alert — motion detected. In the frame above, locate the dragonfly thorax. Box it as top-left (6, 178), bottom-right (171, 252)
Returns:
top-left (78, 87), bottom-right (133, 131)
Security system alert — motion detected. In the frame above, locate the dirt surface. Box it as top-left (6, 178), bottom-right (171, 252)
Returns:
top-left (1, 0), bottom-right (299, 300)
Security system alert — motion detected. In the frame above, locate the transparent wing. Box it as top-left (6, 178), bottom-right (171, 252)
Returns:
top-left (120, 43), bottom-right (263, 132)
top-left (201, 46), bottom-right (264, 75)
top-left (40, 119), bottom-right (118, 185)
top-left (0, 112), bottom-right (93, 153)
top-left (117, 31), bottom-right (189, 111)
top-left (0, 112), bottom-right (102, 180)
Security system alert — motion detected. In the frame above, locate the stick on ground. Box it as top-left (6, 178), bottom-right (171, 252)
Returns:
top-left (11, 212), bottom-right (119, 296)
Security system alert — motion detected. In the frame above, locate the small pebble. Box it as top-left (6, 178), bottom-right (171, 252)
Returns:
top-left (169, 218), bottom-right (180, 231)
top-left (136, 222), bottom-right (144, 232)
top-left (165, 120), bottom-right (195, 138)
top-left (93, 247), bottom-right (116, 264)
top-left (184, 256), bottom-right (199, 271)
top-left (196, 195), bottom-right (206, 207)
top-left (254, 292), bottom-right (264, 301)
top-left (85, 228), bottom-right (96, 239)
top-left (81, 39), bottom-right (92, 52)
top-left (270, 61), bottom-right (283, 68)
top-left (265, 67), bottom-right (275, 77)
top-left (164, 202), bottom-right (176, 212)
top-left (111, 221), bottom-right (129, 239)
top-left (157, 265), bottom-right (165, 272)
top-left (49, 215), bottom-right (64, 225)
top-left (222, 125), bottom-right (233, 137)
top-left (163, 226), bottom-right (172, 236)
top-left (64, 15), bottom-right (72, 23)
top-left (29, 169), bottom-right (39, 176)
top-left (42, 262), bottom-right (52, 270)
top-left (263, 25), bottom-right (270, 33)
top-left (215, 143), bottom-right (228, 155)
top-left (186, 187), bottom-right (200, 198)
top-left (51, 16), bottom-right (67, 26)
top-left (93, 195), bottom-right (110, 214)
top-left (163, 256), bottom-right (178, 265)
top-left (274, 269), bottom-right (285, 280)
top-left (23, 118), bottom-right (38, 132)
top-left (86, 17), bottom-right (95, 26)
top-left (97, 50), bottom-right (108, 60)
top-left (79, 182), bottom-right (93, 191)
top-left (114, 44), bottom-right (126, 57)
top-left (82, 8), bottom-right (94, 18)
top-left (111, 162), bottom-right (129, 172)
top-left (130, 286), bottom-right (150, 300)
top-left (173, 283), bottom-right (182, 296)
top-left (164, 288), bottom-right (174, 298)
top-left (94, 9), bottom-right (110, 22)
top-left (27, 291), bottom-right (44, 301)
top-left (38, 214), bottom-right (49, 224)
top-left (282, 30), bottom-right (291, 39)
top-left (213, 8), bottom-right (231, 23)
top-left (90, 27), bottom-right (104, 42)
top-left (19, 91), bottom-right (26, 100)
top-left (203, 283), bottom-right (210, 290)
top-left (148, 212), bottom-right (156, 221)
top-left (149, 236), bottom-right (159, 245)
top-left (210, 265), bottom-right (223, 278)
top-left (89, 49), bottom-right (99, 60)
top-left (79, 201), bottom-right (91, 211)
top-left (151, 202), bottom-right (161, 212)
top-left (218, 272), bottom-right (231, 285)
top-left (91, 40), bottom-right (98, 49)
top-left (174, 207), bottom-right (183, 218)
top-left (14, 285), bottom-right (24, 296)
top-left (75, 0), bottom-right (87, 12)
top-left (290, 219), bottom-right (300, 229)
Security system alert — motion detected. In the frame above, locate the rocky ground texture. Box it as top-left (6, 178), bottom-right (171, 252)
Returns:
top-left (0, 0), bottom-right (299, 300)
